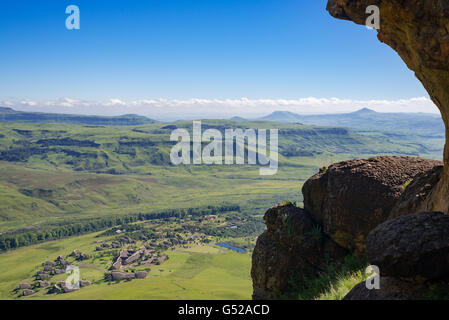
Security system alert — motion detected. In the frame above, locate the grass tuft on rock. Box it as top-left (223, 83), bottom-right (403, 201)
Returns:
top-left (286, 255), bottom-right (368, 300)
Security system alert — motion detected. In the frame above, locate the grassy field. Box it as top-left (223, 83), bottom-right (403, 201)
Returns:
top-left (0, 229), bottom-right (252, 300)
top-left (0, 161), bottom-right (304, 231)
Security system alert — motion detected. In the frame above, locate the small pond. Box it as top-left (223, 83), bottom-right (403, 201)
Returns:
top-left (216, 243), bottom-right (245, 253)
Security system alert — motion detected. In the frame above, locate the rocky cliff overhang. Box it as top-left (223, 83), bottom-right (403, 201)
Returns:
top-left (327, 0), bottom-right (449, 212)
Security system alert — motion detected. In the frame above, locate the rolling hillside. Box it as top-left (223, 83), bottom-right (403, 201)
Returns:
top-left (0, 119), bottom-right (442, 230)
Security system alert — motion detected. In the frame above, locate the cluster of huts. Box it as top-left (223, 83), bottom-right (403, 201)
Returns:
top-left (110, 245), bottom-right (167, 270)
top-left (18, 254), bottom-right (91, 297)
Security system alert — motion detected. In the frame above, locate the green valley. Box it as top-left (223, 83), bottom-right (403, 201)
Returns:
top-left (0, 116), bottom-right (443, 299)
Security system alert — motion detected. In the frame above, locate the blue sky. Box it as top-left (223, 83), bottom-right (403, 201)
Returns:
top-left (0, 0), bottom-right (436, 117)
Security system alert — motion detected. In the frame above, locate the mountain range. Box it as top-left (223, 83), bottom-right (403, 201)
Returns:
top-left (257, 108), bottom-right (444, 136)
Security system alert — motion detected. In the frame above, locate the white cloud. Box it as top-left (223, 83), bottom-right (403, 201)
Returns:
top-left (0, 96), bottom-right (440, 120)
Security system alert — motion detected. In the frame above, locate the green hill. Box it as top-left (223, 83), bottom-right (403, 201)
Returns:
top-left (0, 107), bottom-right (156, 126)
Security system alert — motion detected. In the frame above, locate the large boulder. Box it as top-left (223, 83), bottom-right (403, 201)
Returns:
top-left (366, 211), bottom-right (449, 279)
top-left (343, 277), bottom-right (427, 300)
top-left (251, 204), bottom-right (347, 299)
top-left (302, 156), bottom-right (441, 253)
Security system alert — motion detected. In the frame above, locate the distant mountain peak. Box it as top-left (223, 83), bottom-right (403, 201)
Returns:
top-left (353, 107), bottom-right (376, 114)
top-left (259, 111), bottom-right (302, 122)
top-left (229, 116), bottom-right (247, 122)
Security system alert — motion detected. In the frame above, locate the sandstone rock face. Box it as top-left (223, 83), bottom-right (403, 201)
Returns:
top-left (251, 204), bottom-right (347, 299)
top-left (366, 212), bottom-right (449, 279)
top-left (302, 156), bottom-right (441, 253)
top-left (390, 165), bottom-right (444, 218)
top-left (326, 0), bottom-right (449, 212)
